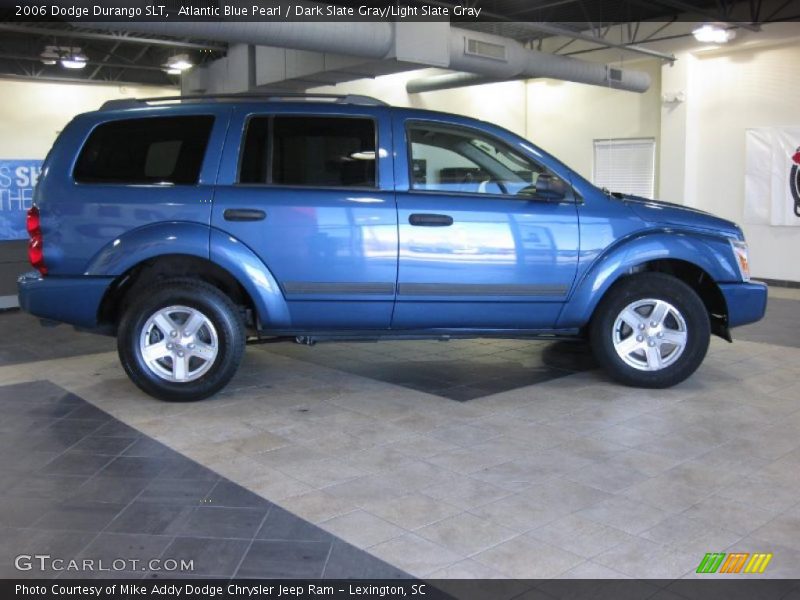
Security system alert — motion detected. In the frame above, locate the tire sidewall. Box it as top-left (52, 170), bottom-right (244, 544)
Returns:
top-left (591, 274), bottom-right (710, 388)
top-left (118, 282), bottom-right (244, 401)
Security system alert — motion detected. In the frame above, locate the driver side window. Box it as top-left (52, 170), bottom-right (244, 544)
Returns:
top-left (407, 123), bottom-right (557, 197)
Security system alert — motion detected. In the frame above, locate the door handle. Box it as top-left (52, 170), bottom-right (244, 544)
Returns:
top-left (409, 213), bottom-right (453, 227)
top-left (224, 208), bottom-right (266, 222)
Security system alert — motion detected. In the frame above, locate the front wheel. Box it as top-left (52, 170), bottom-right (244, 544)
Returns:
top-left (589, 273), bottom-right (710, 389)
top-left (117, 279), bottom-right (245, 402)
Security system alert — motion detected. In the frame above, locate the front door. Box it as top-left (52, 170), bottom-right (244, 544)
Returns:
top-left (392, 118), bottom-right (579, 330)
top-left (213, 106), bottom-right (397, 330)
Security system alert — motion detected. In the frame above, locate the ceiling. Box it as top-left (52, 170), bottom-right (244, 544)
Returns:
top-left (0, 0), bottom-right (793, 86)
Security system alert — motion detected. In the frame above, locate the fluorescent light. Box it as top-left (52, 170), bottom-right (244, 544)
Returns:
top-left (693, 24), bottom-right (735, 44)
top-left (165, 67), bottom-right (182, 76)
top-left (60, 56), bottom-right (87, 69)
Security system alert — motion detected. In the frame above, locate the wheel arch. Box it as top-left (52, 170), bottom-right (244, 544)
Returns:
top-left (98, 254), bottom-right (256, 332)
top-left (594, 259), bottom-right (729, 340)
top-left (558, 232), bottom-right (734, 340)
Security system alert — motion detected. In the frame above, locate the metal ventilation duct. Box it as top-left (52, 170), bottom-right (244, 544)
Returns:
top-left (83, 20), bottom-right (651, 93)
top-left (435, 28), bottom-right (652, 93)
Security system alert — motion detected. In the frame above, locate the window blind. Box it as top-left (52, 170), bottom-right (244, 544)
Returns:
top-left (593, 138), bottom-right (656, 199)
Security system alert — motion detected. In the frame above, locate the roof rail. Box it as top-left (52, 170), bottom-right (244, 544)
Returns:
top-left (99, 92), bottom-right (388, 111)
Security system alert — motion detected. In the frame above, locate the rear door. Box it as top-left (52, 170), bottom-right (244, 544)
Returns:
top-left (213, 105), bottom-right (397, 330)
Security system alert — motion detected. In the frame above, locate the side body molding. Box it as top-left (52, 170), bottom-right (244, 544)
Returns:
top-left (84, 222), bottom-right (290, 328)
top-left (557, 230), bottom-right (741, 329)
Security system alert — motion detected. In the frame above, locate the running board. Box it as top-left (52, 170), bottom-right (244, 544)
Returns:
top-left (247, 329), bottom-right (582, 346)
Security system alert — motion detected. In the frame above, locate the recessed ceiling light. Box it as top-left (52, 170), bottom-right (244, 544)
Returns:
top-left (693, 24), bottom-right (736, 44)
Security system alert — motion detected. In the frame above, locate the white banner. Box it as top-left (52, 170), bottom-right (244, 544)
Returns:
top-left (744, 127), bottom-right (800, 226)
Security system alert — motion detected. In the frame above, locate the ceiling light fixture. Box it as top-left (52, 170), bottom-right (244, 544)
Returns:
top-left (40, 45), bottom-right (86, 67)
top-left (692, 23), bottom-right (736, 44)
top-left (164, 54), bottom-right (193, 73)
top-left (60, 55), bottom-right (88, 69)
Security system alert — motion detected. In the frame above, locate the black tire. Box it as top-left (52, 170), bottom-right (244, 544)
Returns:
top-left (589, 273), bottom-right (710, 389)
top-left (117, 279), bottom-right (245, 402)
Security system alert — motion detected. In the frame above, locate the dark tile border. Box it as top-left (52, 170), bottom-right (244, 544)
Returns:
top-left (0, 380), bottom-right (408, 580)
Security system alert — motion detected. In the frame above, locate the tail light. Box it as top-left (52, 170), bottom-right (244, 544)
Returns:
top-left (26, 205), bottom-right (47, 276)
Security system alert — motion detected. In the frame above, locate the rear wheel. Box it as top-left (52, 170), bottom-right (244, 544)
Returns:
top-left (590, 273), bottom-right (710, 388)
top-left (117, 279), bottom-right (245, 401)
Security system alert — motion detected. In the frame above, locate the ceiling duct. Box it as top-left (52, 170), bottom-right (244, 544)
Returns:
top-left (82, 18), bottom-right (651, 93)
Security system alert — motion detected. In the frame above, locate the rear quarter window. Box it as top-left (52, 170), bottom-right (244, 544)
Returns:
top-left (73, 115), bottom-right (214, 185)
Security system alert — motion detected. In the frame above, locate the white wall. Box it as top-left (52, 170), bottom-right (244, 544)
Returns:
top-left (312, 61), bottom-right (662, 187)
top-left (4, 41), bottom-right (793, 282)
top-left (525, 59), bottom-right (663, 187)
top-left (0, 79), bottom-right (174, 159)
top-left (310, 69), bottom-right (528, 136)
top-left (676, 42), bottom-right (800, 281)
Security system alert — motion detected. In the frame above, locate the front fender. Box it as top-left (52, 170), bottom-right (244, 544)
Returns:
top-left (557, 230), bottom-right (740, 329)
top-left (85, 221), bottom-right (211, 276)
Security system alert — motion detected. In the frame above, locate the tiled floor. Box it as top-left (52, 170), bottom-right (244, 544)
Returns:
top-left (0, 286), bottom-right (799, 579)
top-left (0, 380), bottom-right (405, 579)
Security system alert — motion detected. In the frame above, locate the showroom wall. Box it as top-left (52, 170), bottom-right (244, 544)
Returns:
top-left (311, 61), bottom-right (661, 181)
top-left (0, 80), bottom-right (173, 301)
top-left (0, 80), bottom-right (174, 159)
top-left (524, 58), bottom-right (663, 187)
top-left (313, 70), bottom-right (529, 136)
top-left (317, 44), bottom-right (800, 283)
top-left (670, 41), bottom-right (800, 282)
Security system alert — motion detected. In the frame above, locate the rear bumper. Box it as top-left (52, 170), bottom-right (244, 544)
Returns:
top-left (17, 271), bottom-right (113, 330)
top-left (719, 281), bottom-right (768, 328)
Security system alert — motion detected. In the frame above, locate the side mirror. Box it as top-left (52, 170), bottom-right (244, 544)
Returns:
top-left (534, 174), bottom-right (569, 200)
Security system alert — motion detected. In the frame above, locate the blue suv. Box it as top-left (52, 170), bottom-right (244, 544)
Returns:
top-left (18, 94), bottom-right (767, 401)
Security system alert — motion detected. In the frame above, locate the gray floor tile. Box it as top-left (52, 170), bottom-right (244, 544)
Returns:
top-left (104, 501), bottom-right (193, 535)
top-left (163, 537), bottom-right (250, 577)
top-left (175, 506), bottom-right (268, 540)
top-left (0, 496), bottom-right (62, 528)
top-left (682, 496), bottom-right (779, 537)
top-left (322, 539), bottom-right (409, 578)
top-left (256, 506), bottom-right (332, 542)
top-left (5, 473), bottom-right (89, 499)
top-left (137, 478), bottom-right (217, 506)
top-left (204, 480), bottom-right (272, 508)
top-left (77, 532), bottom-right (174, 565)
top-left (416, 512), bottom-right (517, 555)
top-left (97, 456), bottom-right (171, 479)
top-left (39, 451), bottom-right (113, 477)
top-left (69, 436), bottom-right (136, 456)
top-left (32, 500), bottom-right (126, 532)
top-left (66, 475), bottom-right (151, 505)
top-left (473, 535), bottom-right (584, 578)
top-left (576, 496), bottom-right (669, 535)
top-left (236, 540), bottom-right (331, 578)
top-left (526, 514), bottom-right (637, 559)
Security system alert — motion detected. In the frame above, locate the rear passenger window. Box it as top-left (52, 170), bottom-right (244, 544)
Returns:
top-left (74, 116), bottom-right (214, 185)
top-left (239, 116), bottom-right (376, 188)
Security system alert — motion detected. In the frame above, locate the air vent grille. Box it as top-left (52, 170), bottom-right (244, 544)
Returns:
top-left (609, 67), bottom-right (623, 82)
top-left (465, 38), bottom-right (507, 61)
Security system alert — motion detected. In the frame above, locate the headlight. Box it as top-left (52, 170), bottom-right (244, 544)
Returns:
top-left (730, 239), bottom-right (751, 281)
